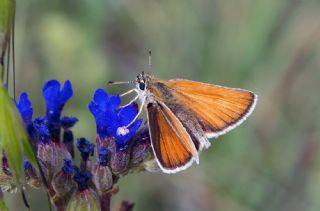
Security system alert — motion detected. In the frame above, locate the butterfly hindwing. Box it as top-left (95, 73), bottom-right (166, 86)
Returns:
top-left (147, 102), bottom-right (198, 173)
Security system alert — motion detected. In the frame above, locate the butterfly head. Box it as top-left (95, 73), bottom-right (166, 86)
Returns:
top-left (136, 71), bottom-right (152, 92)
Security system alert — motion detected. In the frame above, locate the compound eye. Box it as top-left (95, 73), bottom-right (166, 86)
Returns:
top-left (139, 82), bottom-right (146, 91)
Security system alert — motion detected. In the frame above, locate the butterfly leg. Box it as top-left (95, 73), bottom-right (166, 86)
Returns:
top-left (120, 95), bottom-right (139, 108)
top-left (117, 97), bottom-right (146, 136)
top-left (120, 89), bottom-right (138, 97)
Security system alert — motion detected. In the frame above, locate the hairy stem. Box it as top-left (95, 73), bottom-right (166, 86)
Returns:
top-left (101, 192), bottom-right (112, 211)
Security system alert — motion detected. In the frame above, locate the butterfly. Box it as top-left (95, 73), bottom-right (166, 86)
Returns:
top-left (110, 71), bottom-right (257, 173)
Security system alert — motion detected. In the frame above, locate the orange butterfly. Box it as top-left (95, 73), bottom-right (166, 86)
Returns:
top-left (110, 72), bottom-right (257, 173)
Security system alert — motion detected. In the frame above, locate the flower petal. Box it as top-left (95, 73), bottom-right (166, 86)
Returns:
top-left (16, 92), bottom-right (33, 124)
top-left (43, 80), bottom-right (60, 109)
top-left (93, 89), bottom-right (109, 109)
top-left (61, 116), bottom-right (78, 129)
top-left (107, 95), bottom-right (121, 110)
top-left (59, 80), bottom-right (73, 105)
top-left (117, 104), bottom-right (138, 126)
top-left (42, 80), bottom-right (73, 114)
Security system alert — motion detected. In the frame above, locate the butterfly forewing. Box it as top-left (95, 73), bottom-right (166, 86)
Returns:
top-left (154, 79), bottom-right (257, 138)
top-left (147, 102), bottom-right (198, 173)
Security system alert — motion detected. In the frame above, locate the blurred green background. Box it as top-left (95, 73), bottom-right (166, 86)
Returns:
top-left (4, 0), bottom-right (320, 210)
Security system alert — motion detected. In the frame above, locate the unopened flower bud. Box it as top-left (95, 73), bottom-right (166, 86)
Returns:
top-left (66, 188), bottom-right (100, 211)
top-left (77, 138), bottom-right (95, 161)
top-left (61, 116), bottom-right (78, 159)
top-left (0, 154), bottom-right (16, 192)
top-left (77, 138), bottom-right (95, 171)
top-left (92, 147), bottom-right (112, 193)
top-left (73, 170), bottom-right (92, 192)
top-left (0, 172), bottom-right (17, 193)
top-left (52, 158), bottom-right (76, 196)
top-left (98, 146), bottom-right (110, 166)
top-left (92, 164), bottom-right (113, 194)
top-left (24, 160), bottom-right (41, 188)
top-left (130, 125), bottom-right (151, 166)
top-left (110, 147), bottom-right (130, 175)
top-left (38, 142), bottom-right (71, 179)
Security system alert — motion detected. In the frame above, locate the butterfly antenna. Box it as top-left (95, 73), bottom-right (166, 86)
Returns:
top-left (108, 81), bottom-right (133, 85)
top-left (148, 50), bottom-right (152, 69)
top-left (148, 50), bottom-right (152, 75)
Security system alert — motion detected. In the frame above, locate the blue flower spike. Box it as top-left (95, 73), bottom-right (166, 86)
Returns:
top-left (42, 80), bottom-right (73, 142)
top-left (8, 79), bottom-right (156, 209)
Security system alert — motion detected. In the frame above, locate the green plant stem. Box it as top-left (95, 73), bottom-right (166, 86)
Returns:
top-left (10, 1), bottom-right (15, 99)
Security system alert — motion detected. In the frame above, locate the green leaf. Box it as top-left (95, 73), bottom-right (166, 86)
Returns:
top-left (0, 82), bottom-right (37, 184)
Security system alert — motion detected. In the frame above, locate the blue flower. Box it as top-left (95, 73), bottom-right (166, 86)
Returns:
top-left (62, 158), bottom-right (75, 174)
top-left (88, 89), bottom-right (143, 150)
top-left (98, 146), bottom-right (110, 166)
top-left (73, 170), bottom-right (92, 191)
top-left (2, 83), bottom-right (8, 90)
top-left (89, 89), bottom-right (120, 113)
top-left (16, 92), bottom-right (38, 147)
top-left (61, 116), bottom-right (78, 129)
top-left (88, 89), bottom-right (120, 139)
top-left (34, 117), bottom-right (50, 144)
top-left (16, 92), bottom-right (33, 124)
top-left (43, 80), bottom-right (73, 117)
top-left (77, 138), bottom-right (95, 161)
top-left (42, 80), bottom-right (73, 142)
top-left (23, 160), bottom-right (32, 171)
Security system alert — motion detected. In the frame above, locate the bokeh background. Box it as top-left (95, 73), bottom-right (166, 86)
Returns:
top-left (4, 0), bottom-right (320, 210)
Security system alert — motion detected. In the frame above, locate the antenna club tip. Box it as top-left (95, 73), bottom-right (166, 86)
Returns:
top-left (148, 50), bottom-right (152, 55)
top-left (108, 81), bottom-right (115, 85)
